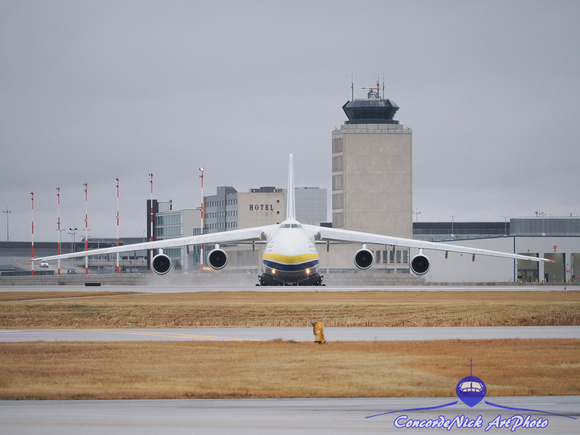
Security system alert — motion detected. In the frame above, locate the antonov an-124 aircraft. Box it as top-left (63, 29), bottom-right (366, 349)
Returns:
top-left (34, 154), bottom-right (552, 286)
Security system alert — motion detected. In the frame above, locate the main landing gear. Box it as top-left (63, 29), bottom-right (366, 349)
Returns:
top-left (256, 275), bottom-right (325, 286)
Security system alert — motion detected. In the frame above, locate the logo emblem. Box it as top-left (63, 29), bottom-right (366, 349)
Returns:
top-left (456, 358), bottom-right (486, 407)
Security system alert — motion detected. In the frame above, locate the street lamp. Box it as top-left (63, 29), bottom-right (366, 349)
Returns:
top-left (149, 173), bottom-right (153, 273)
top-left (450, 215), bottom-right (455, 238)
top-left (57, 188), bottom-right (61, 275)
top-left (413, 208), bottom-right (421, 222)
top-left (2, 206), bottom-right (11, 241)
top-left (116, 178), bottom-right (120, 274)
top-left (535, 209), bottom-right (546, 236)
top-left (199, 167), bottom-right (205, 274)
top-left (83, 183), bottom-right (88, 274)
top-left (31, 192), bottom-right (34, 276)
top-left (68, 227), bottom-right (78, 253)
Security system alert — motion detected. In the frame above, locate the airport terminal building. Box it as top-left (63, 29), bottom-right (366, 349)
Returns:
top-left (413, 217), bottom-right (579, 283)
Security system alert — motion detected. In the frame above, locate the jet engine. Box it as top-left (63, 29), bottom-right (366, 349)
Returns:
top-left (354, 247), bottom-right (375, 270)
top-left (410, 254), bottom-right (430, 275)
top-left (207, 248), bottom-right (228, 270)
top-left (152, 253), bottom-right (172, 275)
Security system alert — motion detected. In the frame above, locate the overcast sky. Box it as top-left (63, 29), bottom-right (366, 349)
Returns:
top-left (1, 0), bottom-right (579, 242)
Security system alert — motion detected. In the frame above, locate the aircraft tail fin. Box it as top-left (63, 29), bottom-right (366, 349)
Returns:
top-left (286, 154), bottom-right (296, 220)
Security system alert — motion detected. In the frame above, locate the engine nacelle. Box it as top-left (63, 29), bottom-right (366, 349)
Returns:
top-left (152, 253), bottom-right (172, 275)
top-left (354, 248), bottom-right (375, 270)
top-left (410, 254), bottom-right (430, 275)
top-left (207, 248), bottom-right (228, 270)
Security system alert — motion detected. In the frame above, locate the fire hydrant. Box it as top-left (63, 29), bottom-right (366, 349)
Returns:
top-left (311, 321), bottom-right (326, 344)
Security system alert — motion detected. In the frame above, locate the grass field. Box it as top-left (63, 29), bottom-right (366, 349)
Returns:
top-left (1, 289), bottom-right (579, 400)
top-left (1, 339), bottom-right (579, 400)
top-left (1, 290), bottom-right (579, 328)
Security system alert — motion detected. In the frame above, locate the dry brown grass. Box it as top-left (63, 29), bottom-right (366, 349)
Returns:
top-left (1, 291), bottom-right (579, 328)
top-left (0, 291), bottom-right (139, 302)
top-left (1, 339), bottom-right (578, 400)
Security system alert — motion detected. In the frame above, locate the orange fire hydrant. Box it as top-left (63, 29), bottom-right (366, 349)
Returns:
top-left (311, 321), bottom-right (326, 344)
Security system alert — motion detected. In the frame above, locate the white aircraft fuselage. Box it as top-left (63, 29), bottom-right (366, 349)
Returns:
top-left (259, 219), bottom-right (321, 286)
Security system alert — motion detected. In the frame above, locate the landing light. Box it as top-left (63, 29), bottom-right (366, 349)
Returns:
top-left (306, 268), bottom-right (311, 275)
top-left (272, 268), bottom-right (276, 275)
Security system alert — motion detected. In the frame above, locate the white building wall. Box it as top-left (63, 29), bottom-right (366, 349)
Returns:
top-left (236, 192), bottom-right (285, 229)
top-left (332, 123), bottom-right (412, 237)
top-left (294, 187), bottom-right (327, 224)
top-left (411, 236), bottom-right (579, 283)
top-left (331, 122), bottom-right (413, 270)
top-left (412, 237), bottom-right (515, 283)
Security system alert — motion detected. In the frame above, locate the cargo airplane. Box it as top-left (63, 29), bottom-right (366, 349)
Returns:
top-left (34, 154), bottom-right (552, 285)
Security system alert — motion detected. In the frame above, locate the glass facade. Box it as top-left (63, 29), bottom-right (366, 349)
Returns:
top-left (155, 212), bottom-right (183, 238)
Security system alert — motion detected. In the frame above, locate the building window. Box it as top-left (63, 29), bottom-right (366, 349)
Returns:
top-left (332, 155), bottom-right (343, 172)
top-left (333, 212), bottom-right (344, 228)
top-left (332, 175), bottom-right (343, 191)
top-left (333, 193), bottom-right (343, 210)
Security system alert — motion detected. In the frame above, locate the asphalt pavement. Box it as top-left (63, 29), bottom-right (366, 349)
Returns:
top-left (0, 397), bottom-right (578, 434)
top-left (2, 326), bottom-right (580, 342)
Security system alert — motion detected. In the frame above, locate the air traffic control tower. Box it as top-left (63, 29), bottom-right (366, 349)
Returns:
top-left (332, 81), bottom-right (413, 242)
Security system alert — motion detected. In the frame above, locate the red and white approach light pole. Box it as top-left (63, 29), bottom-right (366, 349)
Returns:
top-left (199, 167), bottom-right (204, 274)
top-left (116, 178), bottom-right (120, 274)
top-left (31, 192), bottom-right (34, 276)
top-left (84, 183), bottom-right (88, 275)
top-left (149, 173), bottom-right (154, 273)
top-left (57, 187), bottom-right (61, 276)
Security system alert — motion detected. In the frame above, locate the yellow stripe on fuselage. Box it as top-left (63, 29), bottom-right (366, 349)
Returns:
top-left (263, 252), bottom-right (319, 265)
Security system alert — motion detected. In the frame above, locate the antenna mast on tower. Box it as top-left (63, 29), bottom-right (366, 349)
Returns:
top-left (350, 73), bottom-right (354, 100)
top-left (361, 76), bottom-right (383, 99)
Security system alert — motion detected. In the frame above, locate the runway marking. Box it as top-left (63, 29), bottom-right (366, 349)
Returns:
top-left (79, 329), bottom-right (265, 342)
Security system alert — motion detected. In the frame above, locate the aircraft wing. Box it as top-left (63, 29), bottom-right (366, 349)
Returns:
top-left (303, 225), bottom-right (552, 263)
top-left (33, 225), bottom-right (278, 262)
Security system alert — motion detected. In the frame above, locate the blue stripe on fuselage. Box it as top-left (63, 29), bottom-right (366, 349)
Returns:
top-left (263, 259), bottom-right (319, 272)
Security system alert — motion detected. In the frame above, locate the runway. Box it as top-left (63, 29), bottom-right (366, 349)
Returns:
top-left (2, 326), bottom-right (580, 342)
top-left (2, 283), bottom-right (578, 293)
top-left (0, 397), bottom-right (578, 434)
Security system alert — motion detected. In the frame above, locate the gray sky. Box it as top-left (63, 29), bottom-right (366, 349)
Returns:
top-left (1, 0), bottom-right (579, 242)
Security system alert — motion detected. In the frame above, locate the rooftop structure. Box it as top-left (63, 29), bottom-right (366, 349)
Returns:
top-left (342, 79), bottom-right (400, 124)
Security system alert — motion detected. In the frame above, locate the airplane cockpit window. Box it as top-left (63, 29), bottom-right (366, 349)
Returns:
top-left (281, 223), bottom-right (302, 229)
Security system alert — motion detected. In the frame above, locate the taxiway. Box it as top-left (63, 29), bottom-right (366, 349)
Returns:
top-left (0, 396), bottom-right (578, 434)
top-left (2, 326), bottom-right (580, 342)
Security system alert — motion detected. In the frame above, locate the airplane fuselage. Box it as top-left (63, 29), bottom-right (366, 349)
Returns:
top-left (259, 220), bottom-right (322, 286)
